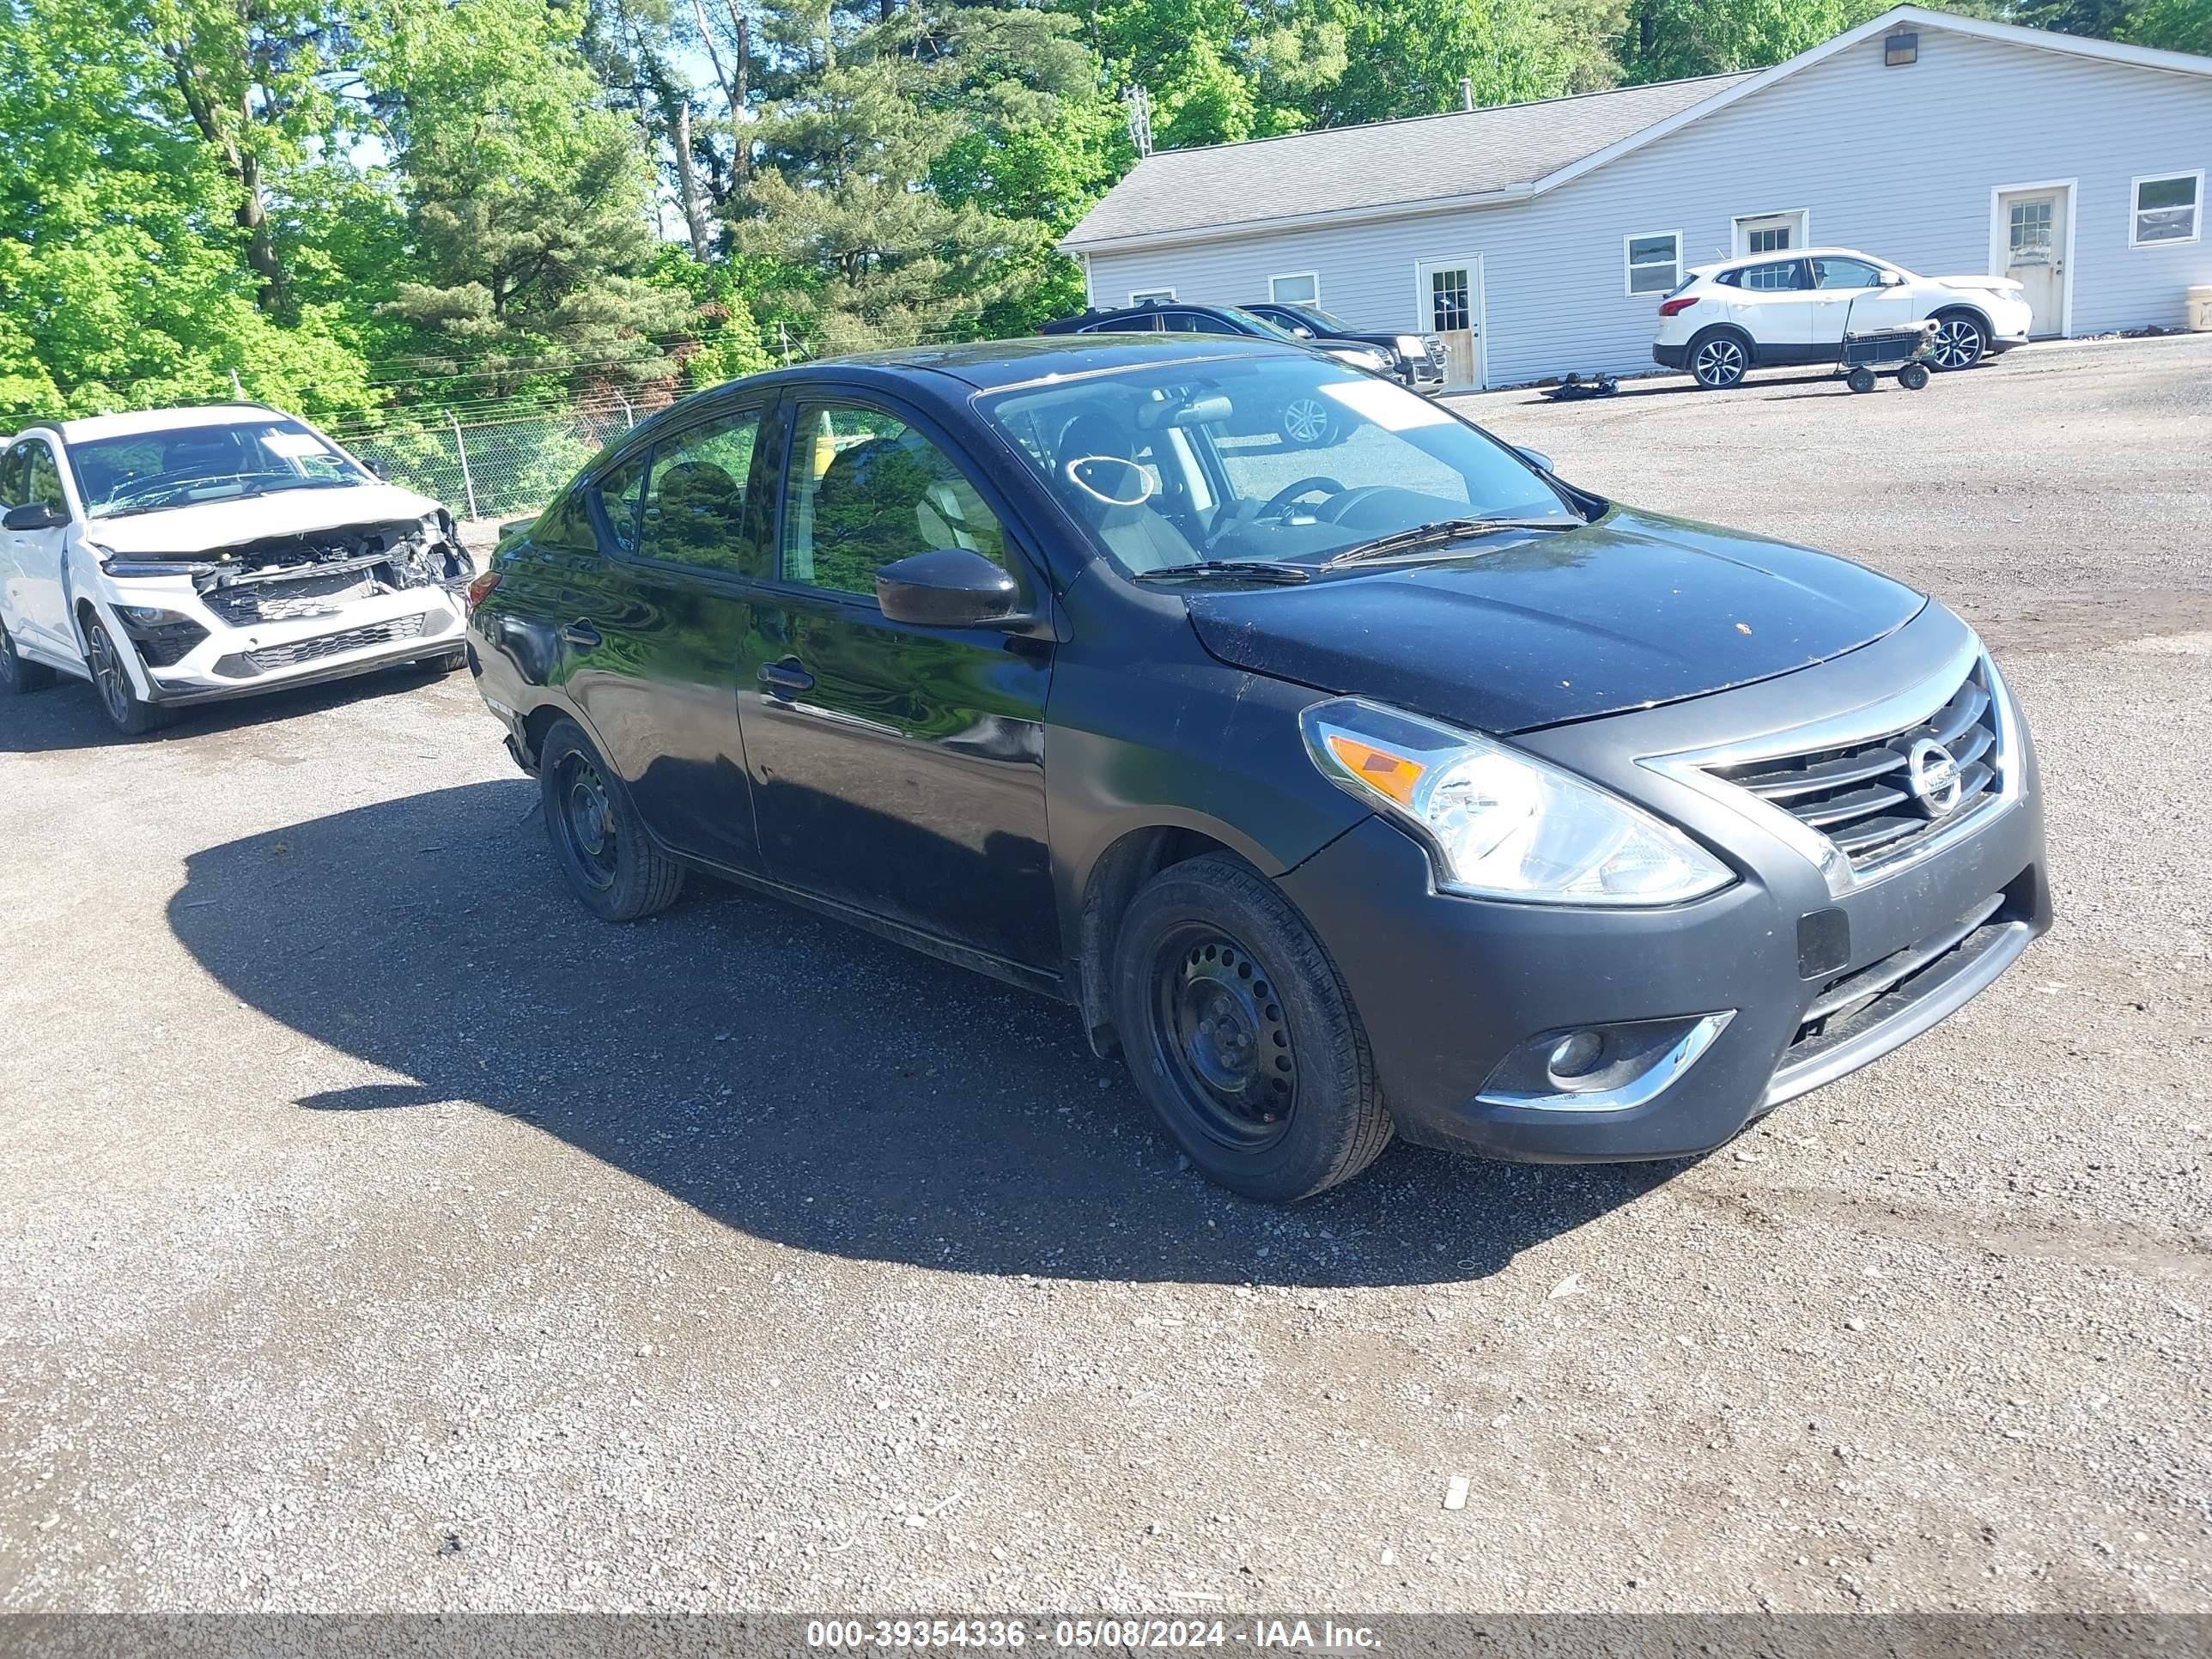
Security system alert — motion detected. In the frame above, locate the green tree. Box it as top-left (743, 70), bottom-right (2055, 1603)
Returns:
top-left (1617, 0), bottom-right (1884, 82)
top-left (371, 0), bottom-right (695, 399)
top-left (733, 0), bottom-right (1102, 349)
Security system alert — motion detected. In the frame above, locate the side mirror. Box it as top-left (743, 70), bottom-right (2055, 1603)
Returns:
top-left (1879, 270), bottom-right (1906, 287)
top-left (367, 457), bottom-right (390, 479)
top-left (3, 502), bottom-right (64, 532)
top-left (876, 548), bottom-right (1025, 629)
top-left (1514, 446), bottom-right (1555, 474)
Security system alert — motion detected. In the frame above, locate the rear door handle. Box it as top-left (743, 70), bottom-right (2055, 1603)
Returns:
top-left (561, 620), bottom-right (601, 648)
top-left (758, 657), bottom-right (814, 697)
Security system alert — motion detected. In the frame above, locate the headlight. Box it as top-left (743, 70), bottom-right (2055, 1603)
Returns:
top-left (1326, 346), bottom-right (1386, 370)
top-left (115, 605), bottom-right (188, 626)
top-left (1301, 697), bottom-right (1735, 905)
top-left (1395, 336), bottom-right (1428, 357)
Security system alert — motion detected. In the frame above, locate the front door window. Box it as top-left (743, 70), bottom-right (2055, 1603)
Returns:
top-left (782, 404), bottom-right (1011, 601)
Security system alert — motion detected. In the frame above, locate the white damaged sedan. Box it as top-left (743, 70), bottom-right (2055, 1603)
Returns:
top-left (0, 404), bottom-right (473, 733)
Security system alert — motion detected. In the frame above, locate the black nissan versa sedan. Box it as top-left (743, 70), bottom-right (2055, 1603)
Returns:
top-left (465, 334), bottom-right (2049, 1201)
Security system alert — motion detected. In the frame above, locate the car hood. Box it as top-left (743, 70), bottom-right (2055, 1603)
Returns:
top-left (1183, 506), bottom-right (1923, 733)
top-left (80, 482), bottom-right (445, 556)
top-left (1934, 274), bottom-right (2026, 295)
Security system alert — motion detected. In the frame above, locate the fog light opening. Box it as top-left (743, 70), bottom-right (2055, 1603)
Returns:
top-left (1546, 1030), bottom-right (1607, 1085)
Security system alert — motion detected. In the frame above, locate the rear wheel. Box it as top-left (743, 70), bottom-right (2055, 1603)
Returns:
top-left (1112, 853), bottom-right (1392, 1201)
top-left (1929, 311), bottom-right (1987, 371)
top-left (538, 719), bottom-right (684, 921)
top-left (0, 624), bottom-right (57, 694)
top-left (1898, 360), bottom-right (1931, 392)
top-left (82, 614), bottom-right (169, 735)
top-left (1846, 365), bottom-right (1878, 394)
top-left (1688, 331), bottom-right (1749, 390)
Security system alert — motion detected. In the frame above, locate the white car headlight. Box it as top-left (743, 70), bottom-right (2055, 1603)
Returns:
top-left (1395, 336), bottom-right (1429, 357)
top-left (1301, 697), bottom-right (1735, 905)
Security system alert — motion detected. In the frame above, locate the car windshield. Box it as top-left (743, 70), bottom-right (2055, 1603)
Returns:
top-left (1218, 308), bottom-right (1307, 343)
top-left (68, 418), bottom-right (369, 519)
top-left (1289, 304), bottom-right (1358, 332)
top-left (981, 355), bottom-right (1580, 576)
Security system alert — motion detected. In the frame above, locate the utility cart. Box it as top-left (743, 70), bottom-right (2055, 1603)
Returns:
top-left (1839, 311), bottom-right (1939, 393)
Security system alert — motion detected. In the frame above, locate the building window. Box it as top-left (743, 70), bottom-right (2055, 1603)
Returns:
top-left (1128, 288), bottom-right (1176, 304)
top-left (2131, 171), bottom-right (2202, 247)
top-left (1734, 210), bottom-right (1808, 258)
top-left (1268, 271), bottom-right (1319, 305)
top-left (1883, 30), bottom-right (1917, 65)
top-left (1624, 231), bottom-right (1682, 295)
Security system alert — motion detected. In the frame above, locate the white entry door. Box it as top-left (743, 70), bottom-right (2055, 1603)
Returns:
top-left (1416, 258), bottom-right (1482, 390)
top-left (1997, 185), bottom-right (2069, 336)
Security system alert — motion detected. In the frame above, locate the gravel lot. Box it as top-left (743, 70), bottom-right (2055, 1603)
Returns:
top-left (3, 335), bottom-right (2208, 1615)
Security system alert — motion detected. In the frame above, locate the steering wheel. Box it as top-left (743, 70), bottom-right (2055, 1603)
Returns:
top-left (1308, 483), bottom-right (1401, 525)
top-left (1259, 477), bottom-right (1346, 519)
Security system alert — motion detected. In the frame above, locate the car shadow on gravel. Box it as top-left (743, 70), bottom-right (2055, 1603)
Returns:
top-left (167, 780), bottom-right (1679, 1288)
top-left (0, 661), bottom-right (461, 755)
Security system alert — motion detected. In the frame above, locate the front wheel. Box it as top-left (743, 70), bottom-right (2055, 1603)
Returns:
top-left (538, 719), bottom-right (684, 921)
top-left (1846, 365), bottom-right (1879, 394)
top-left (1898, 361), bottom-right (1931, 392)
top-left (1111, 853), bottom-right (1392, 1201)
top-left (1688, 332), bottom-right (1749, 390)
top-left (82, 614), bottom-right (169, 735)
top-left (1929, 312), bottom-right (1987, 371)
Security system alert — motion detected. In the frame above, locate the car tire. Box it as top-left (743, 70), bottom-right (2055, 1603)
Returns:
top-left (1279, 394), bottom-right (1338, 450)
top-left (0, 624), bottom-right (57, 694)
top-left (538, 718), bottom-right (684, 921)
top-left (1688, 330), bottom-right (1751, 390)
top-left (420, 647), bottom-right (469, 673)
top-left (82, 613), bottom-right (170, 735)
top-left (1111, 852), bottom-right (1392, 1202)
top-left (1929, 310), bottom-right (1987, 372)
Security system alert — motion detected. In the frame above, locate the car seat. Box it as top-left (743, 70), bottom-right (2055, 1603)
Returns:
top-left (1054, 413), bottom-right (1197, 574)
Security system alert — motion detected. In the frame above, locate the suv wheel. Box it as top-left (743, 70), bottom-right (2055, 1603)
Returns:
top-left (1929, 311), bottom-right (1987, 371)
top-left (1690, 331), bottom-right (1750, 390)
top-left (1279, 395), bottom-right (1338, 449)
top-left (1111, 853), bottom-right (1392, 1201)
top-left (538, 719), bottom-right (684, 921)
top-left (0, 625), bottom-right (57, 694)
top-left (82, 614), bottom-right (169, 734)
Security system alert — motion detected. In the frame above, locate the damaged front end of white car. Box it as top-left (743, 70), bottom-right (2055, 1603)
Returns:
top-left (88, 507), bottom-right (475, 704)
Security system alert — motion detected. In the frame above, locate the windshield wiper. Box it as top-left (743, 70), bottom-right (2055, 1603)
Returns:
top-left (1132, 559), bottom-right (1312, 586)
top-left (1324, 515), bottom-right (1579, 568)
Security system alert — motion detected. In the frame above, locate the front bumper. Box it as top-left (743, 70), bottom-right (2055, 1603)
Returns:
top-left (1278, 607), bottom-right (2051, 1163)
top-left (115, 585), bottom-right (468, 706)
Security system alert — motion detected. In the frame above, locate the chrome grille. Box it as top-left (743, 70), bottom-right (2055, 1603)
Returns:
top-left (1708, 661), bottom-right (2002, 872)
top-left (245, 614), bottom-right (425, 672)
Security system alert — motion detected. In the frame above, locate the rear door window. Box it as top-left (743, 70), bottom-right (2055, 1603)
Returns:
top-left (1739, 259), bottom-right (1807, 291)
top-left (635, 406), bottom-right (766, 577)
top-left (0, 443), bottom-right (27, 508)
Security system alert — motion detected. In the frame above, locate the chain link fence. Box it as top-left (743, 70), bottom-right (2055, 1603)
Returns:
top-left (331, 404), bottom-right (645, 530)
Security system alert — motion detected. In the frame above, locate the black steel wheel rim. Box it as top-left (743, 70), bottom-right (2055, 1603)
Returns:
top-left (1693, 338), bottom-right (1743, 386)
top-left (557, 754), bottom-right (620, 891)
top-left (1149, 923), bottom-right (1296, 1151)
top-left (87, 624), bottom-right (131, 725)
top-left (1931, 318), bottom-right (1982, 369)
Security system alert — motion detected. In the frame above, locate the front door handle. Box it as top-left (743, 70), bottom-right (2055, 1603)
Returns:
top-left (758, 656), bottom-right (815, 698)
top-left (561, 620), bottom-right (601, 649)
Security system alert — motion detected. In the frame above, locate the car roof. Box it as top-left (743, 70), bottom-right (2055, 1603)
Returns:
top-left (1698, 246), bottom-right (1888, 275)
top-left (57, 403), bottom-right (289, 444)
top-left (735, 332), bottom-right (1299, 395)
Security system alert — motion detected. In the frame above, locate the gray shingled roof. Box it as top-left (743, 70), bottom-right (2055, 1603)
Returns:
top-left (1062, 73), bottom-right (1754, 249)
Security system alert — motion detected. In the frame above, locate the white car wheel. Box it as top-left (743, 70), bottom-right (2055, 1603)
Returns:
top-left (1691, 335), bottom-right (1748, 390)
top-left (1930, 314), bottom-right (1986, 371)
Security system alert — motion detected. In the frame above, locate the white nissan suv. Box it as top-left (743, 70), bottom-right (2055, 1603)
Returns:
top-left (1653, 247), bottom-right (2033, 389)
top-left (0, 404), bottom-right (473, 734)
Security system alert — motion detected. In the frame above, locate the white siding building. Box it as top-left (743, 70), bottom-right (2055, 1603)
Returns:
top-left (1061, 6), bottom-right (2212, 389)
